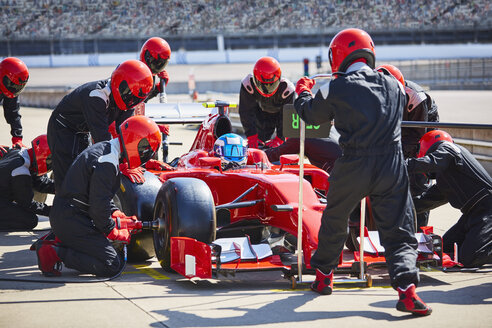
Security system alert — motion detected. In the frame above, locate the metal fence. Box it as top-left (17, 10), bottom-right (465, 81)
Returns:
top-left (386, 58), bottom-right (492, 90)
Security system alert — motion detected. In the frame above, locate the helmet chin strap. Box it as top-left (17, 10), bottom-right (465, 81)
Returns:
top-left (27, 148), bottom-right (34, 162)
top-left (26, 147), bottom-right (38, 174)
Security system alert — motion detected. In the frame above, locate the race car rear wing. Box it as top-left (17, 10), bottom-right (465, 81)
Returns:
top-left (145, 103), bottom-right (210, 124)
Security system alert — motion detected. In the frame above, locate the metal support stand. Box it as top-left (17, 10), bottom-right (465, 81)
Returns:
top-left (159, 81), bottom-right (167, 104)
top-left (359, 197), bottom-right (366, 280)
top-left (296, 119), bottom-right (306, 284)
top-left (160, 84), bottom-right (169, 161)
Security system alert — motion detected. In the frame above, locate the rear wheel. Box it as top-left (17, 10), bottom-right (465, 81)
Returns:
top-left (153, 177), bottom-right (216, 271)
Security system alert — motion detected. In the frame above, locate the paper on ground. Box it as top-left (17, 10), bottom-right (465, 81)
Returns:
top-left (357, 232), bottom-right (434, 254)
top-left (212, 237), bottom-right (273, 263)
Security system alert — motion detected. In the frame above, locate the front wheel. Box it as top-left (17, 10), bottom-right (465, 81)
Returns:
top-left (152, 177), bottom-right (216, 271)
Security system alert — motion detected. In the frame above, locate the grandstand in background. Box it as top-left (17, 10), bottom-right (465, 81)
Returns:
top-left (1, 1), bottom-right (491, 90)
top-left (1, 0), bottom-right (492, 56)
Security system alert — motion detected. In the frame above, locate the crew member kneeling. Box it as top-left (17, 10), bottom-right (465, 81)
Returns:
top-left (407, 130), bottom-right (492, 268)
top-left (0, 135), bottom-right (54, 230)
top-left (35, 116), bottom-right (161, 277)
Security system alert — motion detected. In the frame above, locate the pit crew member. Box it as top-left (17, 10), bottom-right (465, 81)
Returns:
top-left (35, 116), bottom-right (161, 277)
top-left (239, 56), bottom-right (295, 149)
top-left (0, 135), bottom-right (54, 230)
top-left (140, 37), bottom-right (171, 103)
top-left (138, 36), bottom-right (174, 162)
top-left (0, 57), bottom-right (29, 149)
top-left (377, 64), bottom-right (440, 230)
top-left (407, 130), bottom-right (492, 268)
top-left (47, 59), bottom-right (153, 190)
top-left (294, 28), bottom-right (431, 316)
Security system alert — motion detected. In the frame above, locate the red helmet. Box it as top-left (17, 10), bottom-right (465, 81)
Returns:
top-left (0, 57), bottom-right (29, 98)
top-left (140, 37), bottom-right (171, 75)
top-left (118, 116), bottom-right (161, 169)
top-left (253, 56), bottom-right (282, 97)
top-left (111, 59), bottom-right (153, 111)
top-left (31, 134), bottom-right (52, 175)
top-left (328, 28), bottom-right (375, 73)
top-left (418, 130), bottom-right (453, 158)
top-left (376, 64), bottom-right (405, 86)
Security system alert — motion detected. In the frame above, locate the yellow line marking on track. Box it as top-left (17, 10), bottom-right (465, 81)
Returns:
top-left (122, 265), bottom-right (170, 280)
top-left (419, 266), bottom-right (441, 272)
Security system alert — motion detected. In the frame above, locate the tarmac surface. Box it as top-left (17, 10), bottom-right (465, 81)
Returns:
top-left (0, 66), bottom-right (492, 328)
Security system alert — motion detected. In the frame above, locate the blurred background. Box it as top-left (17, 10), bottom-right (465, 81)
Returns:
top-left (1, 0), bottom-right (491, 91)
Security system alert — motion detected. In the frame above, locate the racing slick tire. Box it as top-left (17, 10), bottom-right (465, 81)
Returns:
top-left (114, 170), bottom-right (162, 262)
top-left (153, 177), bottom-right (216, 271)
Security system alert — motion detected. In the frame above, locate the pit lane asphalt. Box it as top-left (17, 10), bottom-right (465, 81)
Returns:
top-left (0, 85), bottom-right (491, 327)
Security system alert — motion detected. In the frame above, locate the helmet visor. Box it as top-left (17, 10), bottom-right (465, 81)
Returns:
top-left (3, 75), bottom-right (27, 97)
top-left (118, 80), bottom-right (146, 110)
top-left (223, 143), bottom-right (247, 162)
top-left (144, 50), bottom-right (169, 74)
top-left (253, 76), bottom-right (280, 97)
top-left (137, 138), bottom-right (156, 165)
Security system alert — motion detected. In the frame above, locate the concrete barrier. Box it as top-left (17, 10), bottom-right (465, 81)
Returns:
top-left (20, 88), bottom-right (70, 109)
top-left (445, 128), bottom-right (492, 173)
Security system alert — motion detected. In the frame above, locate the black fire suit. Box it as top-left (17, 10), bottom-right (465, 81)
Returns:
top-left (295, 62), bottom-right (419, 289)
top-left (407, 141), bottom-right (492, 267)
top-left (50, 139), bottom-right (122, 277)
top-left (239, 74), bottom-right (295, 142)
top-left (264, 137), bottom-right (342, 173)
top-left (403, 80), bottom-right (440, 229)
top-left (47, 80), bottom-right (133, 190)
top-left (0, 148), bottom-right (54, 230)
top-left (1, 93), bottom-right (23, 139)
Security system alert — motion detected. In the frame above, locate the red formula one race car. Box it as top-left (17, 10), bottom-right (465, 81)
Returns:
top-left (116, 101), bottom-right (445, 286)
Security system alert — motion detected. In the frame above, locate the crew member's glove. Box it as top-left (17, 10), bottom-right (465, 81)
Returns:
top-left (158, 70), bottom-right (169, 89)
top-left (0, 145), bottom-right (8, 157)
top-left (111, 210), bottom-right (126, 219)
top-left (119, 162), bottom-right (145, 184)
top-left (12, 136), bottom-right (26, 149)
top-left (111, 210), bottom-right (137, 229)
top-left (265, 136), bottom-right (284, 148)
top-left (106, 226), bottom-right (131, 244)
top-left (247, 134), bottom-right (264, 149)
top-left (295, 77), bottom-right (316, 95)
top-left (108, 121), bottom-right (118, 138)
top-left (145, 159), bottom-right (175, 171)
top-left (158, 124), bottom-right (170, 136)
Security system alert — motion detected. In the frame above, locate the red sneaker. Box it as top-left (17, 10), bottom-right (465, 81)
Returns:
top-left (311, 269), bottom-right (333, 295)
top-left (396, 284), bottom-right (432, 316)
top-left (36, 241), bottom-right (62, 277)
